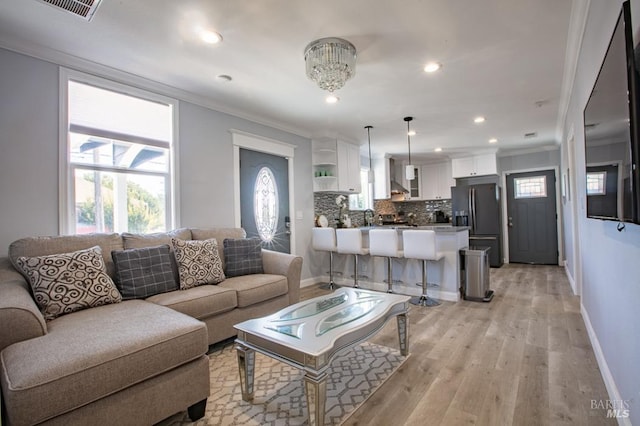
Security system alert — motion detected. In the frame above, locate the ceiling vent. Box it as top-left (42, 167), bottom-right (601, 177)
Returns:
top-left (35, 0), bottom-right (103, 21)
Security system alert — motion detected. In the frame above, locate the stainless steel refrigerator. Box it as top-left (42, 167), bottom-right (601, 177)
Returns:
top-left (451, 183), bottom-right (503, 267)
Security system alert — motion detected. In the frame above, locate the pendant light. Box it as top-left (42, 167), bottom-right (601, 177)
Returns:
top-left (365, 125), bottom-right (374, 183)
top-left (404, 116), bottom-right (415, 180)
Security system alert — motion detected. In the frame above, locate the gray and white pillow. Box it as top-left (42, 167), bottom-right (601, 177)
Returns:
top-left (171, 238), bottom-right (225, 289)
top-left (223, 238), bottom-right (264, 277)
top-left (15, 246), bottom-right (122, 321)
top-left (111, 244), bottom-right (178, 300)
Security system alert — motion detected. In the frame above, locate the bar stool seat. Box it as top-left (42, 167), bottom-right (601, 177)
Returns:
top-left (312, 227), bottom-right (339, 290)
top-left (403, 230), bottom-right (443, 306)
top-left (336, 228), bottom-right (369, 288)
top-left (369, 229), bottom-right (403, 293)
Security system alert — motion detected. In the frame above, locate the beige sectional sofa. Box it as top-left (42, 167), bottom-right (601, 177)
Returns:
top-left (0, 227), bottom-right (303, 426)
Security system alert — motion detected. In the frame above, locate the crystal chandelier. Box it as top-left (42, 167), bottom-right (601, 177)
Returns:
top-left (304, 37), bottom-right (357, 94)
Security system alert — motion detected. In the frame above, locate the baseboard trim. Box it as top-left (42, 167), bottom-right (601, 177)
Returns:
top-left (564, 262), bottom-right (577, 295)
top-left (300, 277), bottom-right (323, 288)
top-left (580, 303), bottom-right (631, 426)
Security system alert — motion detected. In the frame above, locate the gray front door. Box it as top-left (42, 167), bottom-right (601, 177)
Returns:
top-left (506, 170), bottom-right (558, 264)
top-left (239, 148), bottom-right (290, 253)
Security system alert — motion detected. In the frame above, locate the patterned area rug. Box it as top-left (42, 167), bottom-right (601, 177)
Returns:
top-left (162, 341), bottom-right (407, 426)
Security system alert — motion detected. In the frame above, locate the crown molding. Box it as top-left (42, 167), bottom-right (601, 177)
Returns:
top-left (555, 0), bottom-right (591, 144)
top-left (0, 36), bottom-right (313, 140)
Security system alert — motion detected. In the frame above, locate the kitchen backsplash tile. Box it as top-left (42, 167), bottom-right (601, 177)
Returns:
top-left (314, 192), bottom-right (451, 227)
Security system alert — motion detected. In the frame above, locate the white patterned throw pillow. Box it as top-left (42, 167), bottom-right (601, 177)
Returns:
top-left (171, 238), bottom-right (226, 289)
top-left (15, 246), bottom-right (122, 321)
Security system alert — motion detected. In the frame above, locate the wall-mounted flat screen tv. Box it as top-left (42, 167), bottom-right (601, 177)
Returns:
top-left (583, 1), bottom-right (640, 223)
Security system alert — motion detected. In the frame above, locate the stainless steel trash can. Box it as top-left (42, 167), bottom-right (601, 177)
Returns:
top-left (460, 246), bottom-right (494, 302)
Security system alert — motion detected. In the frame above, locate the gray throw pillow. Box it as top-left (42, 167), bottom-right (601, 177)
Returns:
top-left (111, 244), bottom-right (178, 300)
top-left (223, 238), bottom-right (264, 277)
top-left (171, 238), bottom-right (226, 289)
top-left (15, 246), bottom-right (122, 321)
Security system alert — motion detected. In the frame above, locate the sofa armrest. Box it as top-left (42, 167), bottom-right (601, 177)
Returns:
top-left (0, 258), bottom-right (47, 353)
top-left (262, 250), bottom-right (303, 305)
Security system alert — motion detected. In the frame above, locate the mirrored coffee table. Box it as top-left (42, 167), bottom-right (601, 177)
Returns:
top-left (234, 287), bottom-right (410, 426)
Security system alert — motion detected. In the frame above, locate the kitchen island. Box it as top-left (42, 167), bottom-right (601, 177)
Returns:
top-left (325, 225), bottom-right (469, 302)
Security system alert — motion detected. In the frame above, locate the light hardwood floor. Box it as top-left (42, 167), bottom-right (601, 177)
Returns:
top-left (302, 264), bottom-right (616, 426)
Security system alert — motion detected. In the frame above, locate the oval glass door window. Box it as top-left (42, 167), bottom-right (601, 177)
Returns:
top-left (254, 166), bottom-right (279, 242)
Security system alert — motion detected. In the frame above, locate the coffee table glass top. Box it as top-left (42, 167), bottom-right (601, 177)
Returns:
top-left (235, 288), bottom-right (410, 356)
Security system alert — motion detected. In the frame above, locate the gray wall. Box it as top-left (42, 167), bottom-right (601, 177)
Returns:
top-left (0, 49), bottom-right (59, 252)
top-left (562, 0), bottom-right (640, 422)
top-left (498, 148), bottom-right (560, 172)
top-left (0, 47), bottom-right (315, 280)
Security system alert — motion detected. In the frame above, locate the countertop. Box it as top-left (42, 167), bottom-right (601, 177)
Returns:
top-left (356, 225), bottom-right (470, 233)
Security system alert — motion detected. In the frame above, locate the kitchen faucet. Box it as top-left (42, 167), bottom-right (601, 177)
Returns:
top-left (363, 209), bottom-right (375, 226)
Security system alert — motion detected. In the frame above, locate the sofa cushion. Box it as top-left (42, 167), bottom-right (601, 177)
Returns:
top-left (121, 228), bottom-right (192, 249)
top-left (0, 300), bottom-right (208, 426)
top-left (111, 245), bottom-right (178, 299)
top-left (190, 228), bottom-right (246, 270)
top-left (217, 274), bottom-right (288, 308)
top-left (14, 246), bottom-right (122, 321)
top-left (122, 228), bottom-right (191, 280)
top-left (146, 284), bottom-right (237, 319)
top-left (9, 233), bottom-right (123, 278)
top-left (171, 238), bottom-right (225, 289)
top-left (223, 237), bottom-right (264, 277)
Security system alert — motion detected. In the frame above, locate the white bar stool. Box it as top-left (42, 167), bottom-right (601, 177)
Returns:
top-left (311, 227), bottom-right (339, 290)
top-left (403, 230), bottom-right (443, 306)
top-left (368, 229), bottom-right (403, 293)
top-left (336, 228), bottom-right (369, 288)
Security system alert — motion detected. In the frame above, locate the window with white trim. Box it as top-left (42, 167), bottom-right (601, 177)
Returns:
top-left (514, 176), bottom-right (547, 199)
top-left (62, 72), bottom-right (176, 234)
top-left (586, 171), bottom-right (607, 196)
top-left (349, 169), bottom-right (373, 210)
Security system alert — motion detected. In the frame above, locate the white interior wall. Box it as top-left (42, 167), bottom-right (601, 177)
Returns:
top-left (0, 47), bottom-right (315, 280)
top-left (562, 1), bottom-right (640, 422)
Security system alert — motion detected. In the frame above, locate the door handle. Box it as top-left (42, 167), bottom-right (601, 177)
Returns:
top-left (508, 216), bottom-right (513, 227)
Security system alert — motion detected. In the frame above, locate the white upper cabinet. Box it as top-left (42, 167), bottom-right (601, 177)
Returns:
top-left (421, 161), bottom-right (454, 199)
top-left (337, 141), bottom-right (361, 193)
top-left (399, 163), bottom-right (421, 200)
top-left (312, 138), bottom-right (361, 193)
top-left (372, 156), bottom-right (391, 199)
top-left (451, 153), bottom-right (497, 178)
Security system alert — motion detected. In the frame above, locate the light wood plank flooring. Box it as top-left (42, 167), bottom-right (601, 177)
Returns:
top-left (302, 264), bottom-right (615, 425)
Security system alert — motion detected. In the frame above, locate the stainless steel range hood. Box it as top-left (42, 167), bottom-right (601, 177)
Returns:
top-left (389, 158), bottom-right (409, 194)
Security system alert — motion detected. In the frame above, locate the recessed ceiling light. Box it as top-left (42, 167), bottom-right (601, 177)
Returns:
top-left (216, 74), bottom-right (232, 82)
top-left (434, 147), bottom-right (443, 152)
top-left (489, 138), bottom-right (498, 144)
top-left (474, 116), bottom-right (486, 124)
top-left (424, 62), bottom-right (442, 73)
top-left (201, 30), bottom-right (223, 44)
top-left (325, 94), bottom-right (339, 104)
top-left (408, 130), bottom-right (416, 136)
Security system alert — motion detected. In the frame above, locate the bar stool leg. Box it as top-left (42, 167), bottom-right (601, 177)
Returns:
top-left (320, 252), bottom-right (339, 291)
top-left (353, 254), bottom-right (360, 288)
top-left (410, 260), bottom-right (440, 307)
top-left (386, 257), bottom-right (393, 293)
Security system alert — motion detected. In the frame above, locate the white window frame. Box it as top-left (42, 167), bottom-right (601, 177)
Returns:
top-left (586, 171), bottom-right (607, 196)
top-left (59, 68), bottom-right (179, 234)
top-left (349, 168), bottom-right (373, 211)
top-left (513, 176), bottom-right (548, 199)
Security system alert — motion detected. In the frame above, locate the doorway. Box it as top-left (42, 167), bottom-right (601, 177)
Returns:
top-left (506, 169), bottom-right (559, 264)
top-left (239, 148), bottom-right (290, 253)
